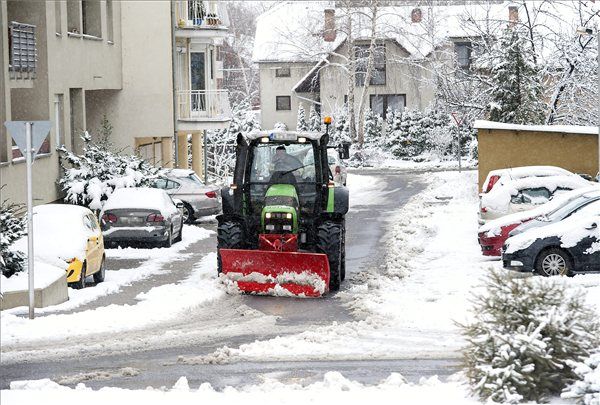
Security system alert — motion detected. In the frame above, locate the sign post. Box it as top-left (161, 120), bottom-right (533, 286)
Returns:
top-left (4, 120), bottom-right (52, 319)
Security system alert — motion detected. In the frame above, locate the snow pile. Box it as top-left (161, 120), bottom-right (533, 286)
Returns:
top-left (0, 252), bottom-right (221, 346)
top-left (563, 351), bottom-right (600, 405)
top-left (0, 261), bottom-right (65, 293)
top-left (222, 271), bottom-right (327, 295)
top-left (480, 175), bottom-right (591, 214)
top-left (461, 270), bottom-right (600, 404)
top-left (101, 187), bottom-right (178, 216)
top-left (505, 213), bottom-right (600, 254)
top-left (3, 372), bottom-right (478, 405)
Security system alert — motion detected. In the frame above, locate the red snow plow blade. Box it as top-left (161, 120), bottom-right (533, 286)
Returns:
top-left (220, 234), bottom-right (330, 297)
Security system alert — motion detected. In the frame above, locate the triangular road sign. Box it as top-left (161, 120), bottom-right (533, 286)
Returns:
top-left (4, 121), bottom-right (52, 158)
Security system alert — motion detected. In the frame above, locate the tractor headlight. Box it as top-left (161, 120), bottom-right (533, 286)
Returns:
top-left (265, 212), bottom-right (272, 219)
top-left (286, 213), bottom-right (292, 219)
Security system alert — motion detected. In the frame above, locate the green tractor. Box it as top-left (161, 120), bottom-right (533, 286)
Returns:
top-left (217, 120), bottom-right (350, 297)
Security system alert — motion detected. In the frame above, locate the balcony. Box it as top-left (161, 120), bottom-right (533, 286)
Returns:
top-left (8, 21), bottom-right (37, 84)
top-left (175, 1), bottom-right (228, 38)
top-left (176, 90), bottom-right (232, 130)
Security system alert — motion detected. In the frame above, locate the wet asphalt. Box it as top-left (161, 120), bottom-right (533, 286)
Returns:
top-left (0, 170), bottom-right (461, 390)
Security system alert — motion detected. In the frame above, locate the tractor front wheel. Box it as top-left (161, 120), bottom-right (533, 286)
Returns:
top-left (317, 221), bottom-right (343, 291)
top-left (217, 220), bottom-right (245, 274)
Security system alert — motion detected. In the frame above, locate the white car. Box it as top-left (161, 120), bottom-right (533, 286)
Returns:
top-left (478, 175), bottom-right (592, 224)
top-left (481, 166), bottom-right (576, 194)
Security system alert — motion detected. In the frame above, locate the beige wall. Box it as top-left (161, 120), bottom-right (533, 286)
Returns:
top-left (259, 61), bottom-right (314, 130)
top-left (478, 128), bottom-right (600, 189)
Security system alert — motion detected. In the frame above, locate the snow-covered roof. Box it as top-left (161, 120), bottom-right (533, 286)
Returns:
top-left (474, 120), bottom-right (599, 135)
top-left (246, 130), bottom-right (324, 141)
top-left (253, 1), bottom-right (599, 63)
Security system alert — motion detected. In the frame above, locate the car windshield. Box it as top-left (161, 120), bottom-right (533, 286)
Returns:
top-left (519, 188), bottom-right (551, 204)
top-left (249, 143), bottom-right (316, 183)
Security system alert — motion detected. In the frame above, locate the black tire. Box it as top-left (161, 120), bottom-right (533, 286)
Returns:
top-left (535, 247), bottom-right (572, 277)
top-left (162, 227), bottom-right (173, 248)
top-left (182, 203), bottom-right (194, 224)
top-left (93, 258), bottom-right (105, 284)
top-left (217, 221), bottom-right (245, 274)
top-left (174, 222), bottom-right (183, 243)
top-left (317, 221), bottom-right (343, 291)
top-left (340, 220), bottom-right (346, 281)
top-left (71, 263), bottom-right (87, 289)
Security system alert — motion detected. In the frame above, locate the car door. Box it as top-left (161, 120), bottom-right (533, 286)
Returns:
top-left (568, 220), bottom-right (600, 272)
top-left (83, 214), bottom-right (102, 275)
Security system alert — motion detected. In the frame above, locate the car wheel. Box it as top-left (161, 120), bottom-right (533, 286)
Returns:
top-left (71, 263), bottom-right (87, 289)
top-left (182, 203), bottom-right (194, 224)
top-left (93, 258), bottom-right (105, 284)
top-left (535, 248), bottom-right (572, 277)
top-left (162, 227), bottom-right (173, 248)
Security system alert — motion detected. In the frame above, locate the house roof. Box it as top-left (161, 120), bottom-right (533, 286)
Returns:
top-left (252, 1), bottom-right (599, 63)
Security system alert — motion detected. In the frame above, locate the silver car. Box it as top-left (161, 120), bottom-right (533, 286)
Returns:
top-left (155, 169), bottom-right (221, 223)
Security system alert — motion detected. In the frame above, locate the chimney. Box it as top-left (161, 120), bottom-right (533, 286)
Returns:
top-left (324, 9), bottom-right (336, 42)
top-left (508, 5), bottom-right (519, 26)
top-left (411, 8), bottom-right (422, 23)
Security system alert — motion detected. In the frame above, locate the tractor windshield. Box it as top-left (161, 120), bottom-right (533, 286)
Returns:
top-left (247, 142), bottom-right (319, 217)
top-left (250, 143), bottom-right (316, 183)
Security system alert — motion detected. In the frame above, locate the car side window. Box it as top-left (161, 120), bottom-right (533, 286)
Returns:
top-left (167, 180), bottom-right (180, 190)
top-left (568, 200), bottom-right (600, 218)
top-left (154, 178), bottom-right (168, 189)
top-left (83, 215), bottom-right (96, 232)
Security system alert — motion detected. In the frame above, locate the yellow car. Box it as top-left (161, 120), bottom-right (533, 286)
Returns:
top-left (31, 204), bottom-right (105, 289)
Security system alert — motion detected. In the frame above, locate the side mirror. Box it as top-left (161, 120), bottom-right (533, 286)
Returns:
top-left (173, 198), bottom-right (184, 209)
top-left (338, 142), bottom-right (351, 160)
top-left (585, 222), bottom-right (597, 230)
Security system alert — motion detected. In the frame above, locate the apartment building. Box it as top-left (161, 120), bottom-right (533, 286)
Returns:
top-left (1, 0), bottom-right (231, 206)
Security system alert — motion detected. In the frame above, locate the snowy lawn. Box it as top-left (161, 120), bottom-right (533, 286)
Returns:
top-left (3, 373), bottom-right (479, 405)
top-left (1, 225), bottom-right (216, 344)
top-left (190, 171), bottom-right (600, 364)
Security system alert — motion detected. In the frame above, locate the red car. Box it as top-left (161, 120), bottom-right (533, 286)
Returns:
top-left (478, 187), bottom-right (600, 256)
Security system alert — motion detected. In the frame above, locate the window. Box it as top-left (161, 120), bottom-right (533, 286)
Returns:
top-left (55, 1), bottom-right (62, 34)
top-left (356, 44), bottom-right (386, 86)
top-left (370, 94), bottom-right (406, 118)
top-left (455, 42), bottom-right (472, 69)
top-left (106, 0), bottom-right (114, 42)
top-left (82, 0), bottom-right (101, 37)
top-left (8, 22), bottom-right (37, 80)
top-left (276, 67), bottom-right (291, 77)
top-left (54, 94), bottom-right (64, 147)
top-left (276, 96), bottom-right (291, 111)
top-left (67, 1), bottom-right (81, 34)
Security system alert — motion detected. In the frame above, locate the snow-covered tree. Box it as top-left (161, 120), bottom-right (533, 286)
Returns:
top-left (308, 105), bottom-right (322, 132)
top-left (0, 196), bottom-right (26, 278)
top-left (461, 269), bottom-right (600, 404)
top-left (274, 122), bottom-right (288, 131)
top-left (562, 351), bottom-right (600, 405)
top-left (58, 132), bottom-right (159, 211)
top-left (362, 108), bottom-right (383, 147)
top-left (487, 26), bottom-right (546, 124)
top-left (296, 104), bottom-right (308, 131)
top-left (331, 106), bottom-right (351, 145)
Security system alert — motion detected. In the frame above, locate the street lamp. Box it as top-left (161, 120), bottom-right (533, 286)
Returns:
top-left (576, 26), bottom-right (599, 179)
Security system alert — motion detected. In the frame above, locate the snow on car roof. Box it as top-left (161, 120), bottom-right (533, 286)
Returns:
top-left (101, 187), bottom-right (176, 214)
top-left (487, 166), bottom-right (574, 179)
top-left (505, 212), bottom-right (600, 255)
top-left (479, 186), bottom-right (600, 235)
top-left (481, 175), bottom-right (592, 213)
top-left (163, 168), bottom-right (196, 178)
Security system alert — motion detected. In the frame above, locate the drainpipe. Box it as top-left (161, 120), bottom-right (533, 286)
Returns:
top-left (171, 1), bottom-right (179, 168)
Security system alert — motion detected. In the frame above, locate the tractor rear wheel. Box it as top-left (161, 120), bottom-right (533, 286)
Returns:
top-left (340, 221), bottom-right (346, 281)
top-left (217, 220), bottom-right (245, 274)
top-left (317, 221), bottom-right (343, 291)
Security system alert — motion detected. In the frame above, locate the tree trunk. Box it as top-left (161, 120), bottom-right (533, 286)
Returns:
top-left (356, 2), bottom-right (378, 146)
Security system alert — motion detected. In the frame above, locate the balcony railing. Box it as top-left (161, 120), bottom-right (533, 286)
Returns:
top-left (8, 21), bottom-right (37, 80)
top-left (175, 1), bottom-right (224, 29)
top-left (177, 90), bottom-right (231, 121)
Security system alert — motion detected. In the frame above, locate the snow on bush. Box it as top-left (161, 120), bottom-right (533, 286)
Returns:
top-left (562, 350), bottom-right (600, 405)
top-left (308, 105), bottom-right (322, 132)
top-left (58, 132), bottom-right (158, 211)
top-left (296, 104), bottom-right (308, 131)
top-left (461, 270), bottom-right (600, 404)
top-left (0, 197), bottom-right (26, 278)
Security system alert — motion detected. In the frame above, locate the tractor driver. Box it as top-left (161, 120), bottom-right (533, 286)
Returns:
top-left (272, 145), bottom-right (303, 173)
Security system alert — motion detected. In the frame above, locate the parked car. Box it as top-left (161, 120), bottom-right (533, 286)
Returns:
top-left (100, 188), bottom-right (184, 248)
top-left (502, 208), bottom-right (600, 276)
top-left (153, 169), bottom-right (220, 224)
top-left (478, 174), bottom-right (591, 224)
top-left (23, 204), bottom-right (105, 289)
top-left (478, 187), bottom-right (600, 256)
top-left (480, 166), bottom-right (576, 194)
